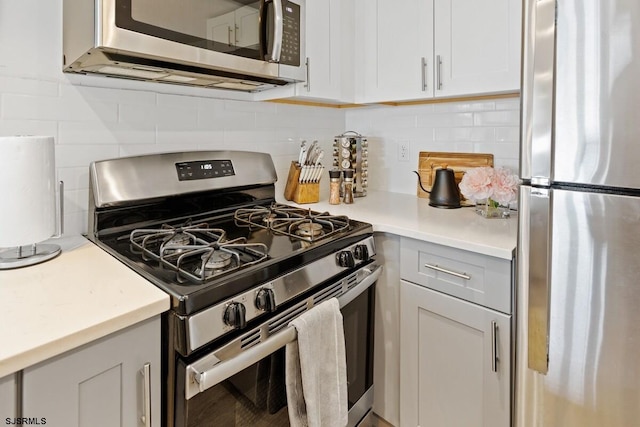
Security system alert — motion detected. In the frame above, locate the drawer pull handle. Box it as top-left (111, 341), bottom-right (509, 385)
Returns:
top-left (140, 363), bottom-right (151, 427)
top-left (424, 263), bottom-right (471, 280)
top-left (491, 321), bottom-right (499, 372)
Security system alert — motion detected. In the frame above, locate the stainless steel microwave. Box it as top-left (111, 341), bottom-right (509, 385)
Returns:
top-left (63, 0), bottom-right (306, 92)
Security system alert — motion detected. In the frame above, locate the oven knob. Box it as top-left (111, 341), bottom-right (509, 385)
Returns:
top-left (255, 288), bottom-right (276, 312)
top-left (353, 244), bottom-right (370, 261)
top-left (337, 250), bottom-right (355, 268)
top-left (223, 302), bottom-right (247, 329)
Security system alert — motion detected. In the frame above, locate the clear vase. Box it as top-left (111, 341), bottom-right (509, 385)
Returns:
top-left (475, 198), bottom-right (511, 219)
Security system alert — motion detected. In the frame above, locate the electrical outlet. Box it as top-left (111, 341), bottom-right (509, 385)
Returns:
top-left (398, 141), bottom-right (409, 162)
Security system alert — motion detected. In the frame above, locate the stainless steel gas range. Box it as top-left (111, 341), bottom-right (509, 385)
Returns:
top-left (87, 151), bottom-right (380, 427)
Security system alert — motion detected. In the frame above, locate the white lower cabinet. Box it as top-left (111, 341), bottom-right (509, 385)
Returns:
top-left (0, 373), bottom-right (17, 420)
top-left (399, 237), bottom-right (512, 427)
top-left (22, 316), bottom-right (161, 427)
top-left (400, 281), bottom-right (511, 427)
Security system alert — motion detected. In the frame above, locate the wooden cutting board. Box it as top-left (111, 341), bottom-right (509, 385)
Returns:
top-left (416, 152), bottom-right (494, 200)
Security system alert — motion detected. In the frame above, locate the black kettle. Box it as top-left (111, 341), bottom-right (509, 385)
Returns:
top-left (413, 167), bottom-right (462, 209)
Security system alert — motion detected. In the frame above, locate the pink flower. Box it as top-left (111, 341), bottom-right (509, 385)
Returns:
top-left (459, 166), bottom-right (495, 201)
top-left (491, 167), bottom-right (520, 205)
top-left (458, 166), bottom-right (520, 204)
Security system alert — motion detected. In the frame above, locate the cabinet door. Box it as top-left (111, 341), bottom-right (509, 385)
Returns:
top-left (22, 317), bottom-right (161, 427)
top-left (400, 280), bottom-right (511, 427)
top-left (295, 0), bottom-right (343, 100)
top-left (0, 373), bottom-right (17, 420)
top-left (354, 0), bottom-right (433, 103)
top-left (433, 0), bottom-right (521, 97)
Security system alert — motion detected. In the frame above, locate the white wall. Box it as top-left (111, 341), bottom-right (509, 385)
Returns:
top-left (0, 1), bottom-right (520, 239)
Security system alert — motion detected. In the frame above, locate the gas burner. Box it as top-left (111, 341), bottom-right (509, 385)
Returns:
top-left (161, 232), bottom-right (196, 254)
top-left (202, 250), bottom-right (233, 270)
top-left (263, 213), bottom-right (278, 225)
top-left (130, 223), bottom-right (269, 283)
top-left (234, 203), bottom-right (351, 242)
top-left (296, 222), bottom-right (324, 238)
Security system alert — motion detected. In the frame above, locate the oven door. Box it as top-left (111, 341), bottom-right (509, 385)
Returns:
top-left (175, 264), bottom-right (381, 427)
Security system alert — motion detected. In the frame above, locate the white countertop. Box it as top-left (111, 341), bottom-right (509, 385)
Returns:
top-left (0, 236), bottom-right (170, 378)
top-left (282, 190), bottom-right (517, 260)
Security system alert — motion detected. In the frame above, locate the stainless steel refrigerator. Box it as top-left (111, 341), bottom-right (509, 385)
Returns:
top-left (516, 0), bottom-right (640, 426)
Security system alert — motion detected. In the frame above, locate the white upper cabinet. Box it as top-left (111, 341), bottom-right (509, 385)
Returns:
top-left (293, 0), bottom-right (345, 101)
top-left (354, 0), bottom-right (521, 103)
top-left (434, 0), bottom-right (521, 97)
top-left (354, 0), bottom-right (433, 103)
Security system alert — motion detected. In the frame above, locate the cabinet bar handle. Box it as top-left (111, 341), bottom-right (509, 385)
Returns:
top-left (424, 263), bottom-right (470, 280)
top-left (141, 363), bottom-right (151, 427)
top-left (436, 55), bottom-right (443, 90)
top-left (421, 57), bottom-right (427, 91)
top-left (491, 321), bottom-right (499, 372)
top-left (305, 57), bottom-right (311, 92)
top-left (228, 27), bottom-right (232, 46)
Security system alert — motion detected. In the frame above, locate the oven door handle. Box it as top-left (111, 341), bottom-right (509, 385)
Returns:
top-left (187, 263), bottom-right (382, 399)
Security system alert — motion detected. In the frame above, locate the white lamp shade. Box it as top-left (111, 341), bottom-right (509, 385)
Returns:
top-left (0, 136), bottom-right (57, 247)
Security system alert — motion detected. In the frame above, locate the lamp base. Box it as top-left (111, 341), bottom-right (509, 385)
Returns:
top-left (0, 244), bottom-right (61, 270)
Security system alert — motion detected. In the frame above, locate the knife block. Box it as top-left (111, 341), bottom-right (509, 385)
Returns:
top-left (284, 161), bottom-right (320, 204)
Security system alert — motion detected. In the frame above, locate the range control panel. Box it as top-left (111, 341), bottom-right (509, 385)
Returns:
top-left (176, 160), bottom-right (235, 181)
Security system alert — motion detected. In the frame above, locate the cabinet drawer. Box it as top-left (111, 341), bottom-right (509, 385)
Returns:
top-left (400, 237), bottom-right (512, 314)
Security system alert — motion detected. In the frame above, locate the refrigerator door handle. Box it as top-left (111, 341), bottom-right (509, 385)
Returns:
top-left (520, 186), bottom-right (552, 374)
top-left (520, 0), bottom-right (556, 182)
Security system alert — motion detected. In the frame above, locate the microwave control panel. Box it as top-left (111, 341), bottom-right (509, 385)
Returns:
top-left (281, 1), bottom-right (301, 66)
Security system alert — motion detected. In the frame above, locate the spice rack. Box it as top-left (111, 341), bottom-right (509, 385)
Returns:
top-left (332, 131), bottom-right (368, 197)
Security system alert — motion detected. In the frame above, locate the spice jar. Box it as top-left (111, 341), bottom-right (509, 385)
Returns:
top-left (329, 169), bottom-right (342, 205)
top-left (342, 169), bottom-right (354, 204)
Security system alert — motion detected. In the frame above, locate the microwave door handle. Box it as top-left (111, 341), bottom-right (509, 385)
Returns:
top-left (268, 0), bottom-right (284, 62)
top-left (259, 0), bottom-right (269, 59)
top-left (259, 0), bottom-right (283, 62)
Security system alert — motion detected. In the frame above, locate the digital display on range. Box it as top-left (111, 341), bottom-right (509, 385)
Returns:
top-left (175, 160), bottom-right (235, 181)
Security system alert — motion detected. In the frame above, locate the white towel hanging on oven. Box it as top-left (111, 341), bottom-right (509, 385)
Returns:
top-left (285, 298), bottom-right (348, 427)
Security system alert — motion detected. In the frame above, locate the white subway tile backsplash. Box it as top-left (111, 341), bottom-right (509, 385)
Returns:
top-left (495, 126), bottom-right (520, 142)
top-left (63, 210), bottom-right (88, 238)
top-left (58, 121), bottom-right (156, 145)
top-left (495, 98), bottom-right (521, 110)
top-left (64, 189), bottom-right (90, 214)
top-left (346, 96), bottom-right (521, 195)
top-left (434, 127), bottom-right (496, 142)
top-left (0, 76), bottom-right (58, 97)
top-left (155, 129), bottom-right (223, 146)
top-left (473, 110), bottom-right (520, 126)
top-left (156, 106), bottom-right (198, 129)
top-left (2, 93), bottom-right (118, 122)
top-left (119, 142), bottom-right (202, 157)
top-left (0, 119), bottom-right (58, 137)
top-left (57, 167), bottom-right (90, 191)
top-left (417, 112), bottom-right (474, 128)
top-left (433, 101), bottom-right (496, 113)
top-left (197, 105), bottom-right (256, 130)
top-left (225, 99), bottom-right (278, 114)
top-left (55, 144), bottom-right (119, 168)
top-left (60, 84), bottom-right (156, 106)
